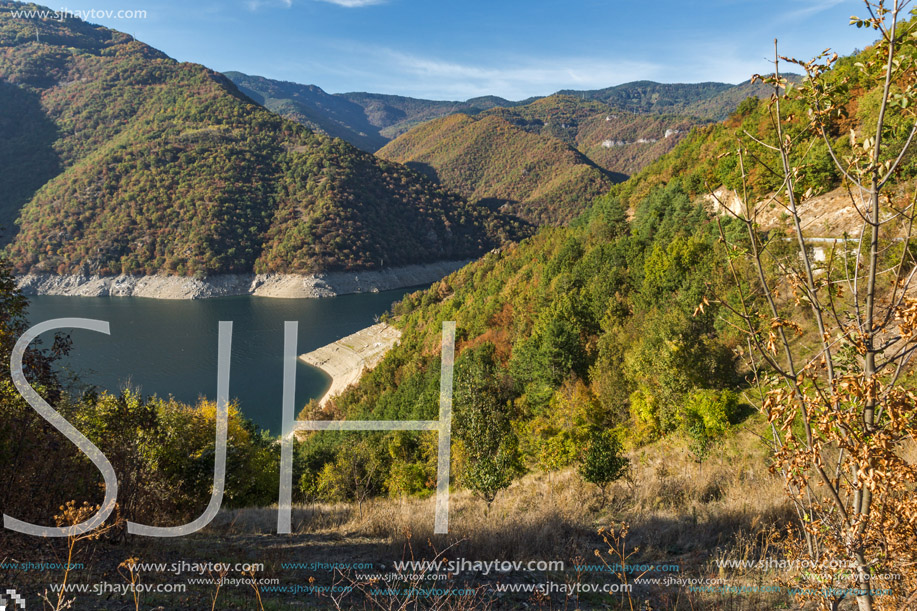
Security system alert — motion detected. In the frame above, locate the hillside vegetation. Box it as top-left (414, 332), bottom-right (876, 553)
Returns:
top-left (298, 24), bottom-right (917, 523)
top-left (226, 71), bottom-right (527, 151)
top-left (558, 78), bottom-right (800, 120)
top-left (604, 58), bottom-right (896, 218)
top-left (377, 112), bottom-right (620, 225)
top-left (225, 71), bottom-right (393, 152)
top-left (294, 181), bottom-right (748, 507)
top-left (377, 95), bottom-right (704, 224)
top-left (5, 5), bottom-right (917, 608)
top-left (0, 4), bottom-right (526, 276)
top-left (480, 94), bottom-right (703, 175)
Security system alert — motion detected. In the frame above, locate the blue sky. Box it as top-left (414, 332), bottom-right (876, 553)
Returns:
top-left (44, 0), bottom-right (876, 100)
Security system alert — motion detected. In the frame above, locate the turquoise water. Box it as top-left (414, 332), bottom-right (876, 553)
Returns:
top-left (25, 290), bottom-right (414, 434)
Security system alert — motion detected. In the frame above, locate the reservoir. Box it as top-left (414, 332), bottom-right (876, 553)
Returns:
top-left (24, 289), bottom-right (415, 434)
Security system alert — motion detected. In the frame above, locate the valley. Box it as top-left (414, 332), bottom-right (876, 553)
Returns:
top-left (1, 1), bottom-right (913, 609)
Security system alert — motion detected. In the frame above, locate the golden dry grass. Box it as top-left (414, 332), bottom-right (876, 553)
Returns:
top-left (203, 418), bottom-right (809, 609)
top-left (213, 419), bottom-right (792, 554)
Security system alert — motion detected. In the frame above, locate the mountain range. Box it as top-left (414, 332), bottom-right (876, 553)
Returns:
top-left (0, 2), bottom-right (797, 279)
top-left (226, 71), bottom-right (528, 152)
top-left (0, 2), bottom-right (527, 277)
top-left (225, 74), bottom-right (782, 225)
top-left (226, 72), bottom-right (787, 154)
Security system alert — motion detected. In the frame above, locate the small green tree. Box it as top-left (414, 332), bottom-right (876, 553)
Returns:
top-left (578, 430), bottom-right (628, 506)
top-left (455, 344), bottom-right (523, 504)
top-left (314, 437), bottom-right (384, 517)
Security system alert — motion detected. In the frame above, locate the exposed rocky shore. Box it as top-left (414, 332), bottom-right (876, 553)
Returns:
top-left (15, 261), bottom-right (469, 300)
top-left (298, 322), bottom-right (402, 406)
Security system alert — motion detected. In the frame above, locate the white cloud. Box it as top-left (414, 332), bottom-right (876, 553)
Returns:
top-left (315, 0), bottom-right (387, 7)
top-left (246, 0), bottom-right (292, 11)
top-left (784, 0), bottom-right (846, 20)
top-left (369, 49), bottom-right (663, 100)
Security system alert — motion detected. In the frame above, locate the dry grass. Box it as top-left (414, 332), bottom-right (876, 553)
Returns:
top-left (0, 420), bottom-right (809, 609)
top-left (214, 418), bottom-right (791, 557)
top-left (199, 418), bottom-right (808, 609)
top-left (622, 423), bottom-right (793, 557)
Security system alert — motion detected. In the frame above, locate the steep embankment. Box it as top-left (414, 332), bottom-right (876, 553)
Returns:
top-left (299, 322), bottom-right (402, 405)
top-left (0, 3), bottom-right (526, 284)
top-left (15, 260), bottom-right (470, 299)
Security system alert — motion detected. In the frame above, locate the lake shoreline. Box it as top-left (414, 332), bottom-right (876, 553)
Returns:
top-left (15, 260), bottom-right (468, 300)
top-left (298, 322), bottom-right (402, 406)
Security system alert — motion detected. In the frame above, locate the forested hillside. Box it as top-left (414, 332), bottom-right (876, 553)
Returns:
top-left (225, 73), bottom-right (792, 155)
top-left (226, 71), bottom-right (527, 151)
top-left (298, 29), bottom-right (917, 509)
top-left (0, 4), bottom-right (527, 276)
top-left (376, 95), bottom-right (702, 224)
top-left (479, 95), bottom-right (702, 175)
top-left (377, 112), bottom-right (619, 225)
top-left (295, 182), bottom-right (747, 503)
top-left (558, 78), bottom-right (800, 120)
top-left (225, 71), bottom-right (393, 152)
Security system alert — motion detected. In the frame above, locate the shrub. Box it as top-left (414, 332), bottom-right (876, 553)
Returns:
top-left (578, 430), bottom-right (629, 504)
top-left (455, 344), bottom-right (524, 503)
top-left (629, 387), bottom-right (662, 443)
top-left (679, 389), bottom-right (744, 460)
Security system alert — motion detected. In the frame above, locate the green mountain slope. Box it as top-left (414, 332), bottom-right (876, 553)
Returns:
top-left (558, 81), bottom-right (732, 117)
top-left (608, 83), bottom-right (844, 215)
top-left (224, 71), bottom-right (392, 152)
top-left (225, 71), bottom-right (528, 151)
top-left (295, 181), bottom-right (743, 501)
top-left (0, 4), bottom-right (526, 276)
top-left (376, 112), bottom-right (620, 226)
top-left (301, 31), bottom-right (916, 503)
top-left (558, 79), bottom-right (799, 120)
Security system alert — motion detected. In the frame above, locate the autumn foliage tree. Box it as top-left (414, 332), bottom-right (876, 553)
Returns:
top-left (713, 3), bottom-right (917, 608)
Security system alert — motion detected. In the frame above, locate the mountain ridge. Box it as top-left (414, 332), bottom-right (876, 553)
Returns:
top-left (225, 71), bottom-right (796, 153)
top-left (375, 95), bottom-right (702, 224)
top-left (377, 111), bottom-right (622, 225)
top-left (0, 2), bottom-right (527, 277)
